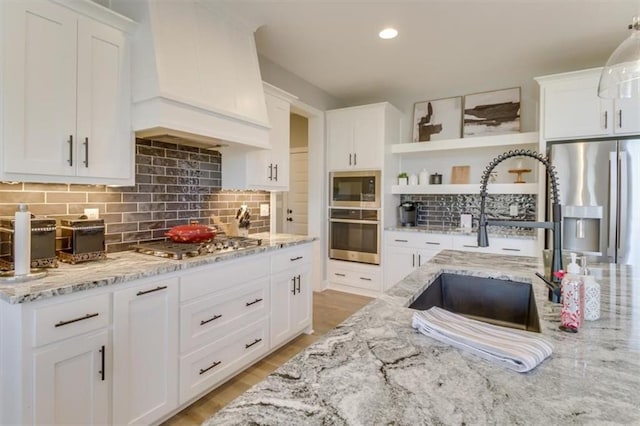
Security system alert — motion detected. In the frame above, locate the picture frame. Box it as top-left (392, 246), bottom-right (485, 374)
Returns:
top-left (463, 87), bottom-right (520, 137)
top-left (412, 96), bottom-right (462, 142)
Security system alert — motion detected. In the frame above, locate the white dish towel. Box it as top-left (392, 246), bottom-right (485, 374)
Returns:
top-left (412, 307), bottom-right (553, 373)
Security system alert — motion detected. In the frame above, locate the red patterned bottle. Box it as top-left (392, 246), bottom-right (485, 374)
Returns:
top-left (560, 253), bottom-right (584, 330)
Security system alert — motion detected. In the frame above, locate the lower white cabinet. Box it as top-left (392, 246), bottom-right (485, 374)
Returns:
top-left (33, 328), bottom-right (111, 425)
top-left (451, 235), bottom-right (537, 257)
top-left (384, 231), bottom-right (453, 291)
top-left (113, 277), bottom-right (179, 425)
top-left (327, 259), bottom-right (382, 296)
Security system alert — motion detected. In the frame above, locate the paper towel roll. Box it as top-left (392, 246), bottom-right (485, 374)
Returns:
top-left (14, 204), bottom-right (31, 276)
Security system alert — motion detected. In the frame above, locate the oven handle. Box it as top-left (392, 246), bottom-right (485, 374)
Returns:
top-left (329, 219), bottom-right (380, 225)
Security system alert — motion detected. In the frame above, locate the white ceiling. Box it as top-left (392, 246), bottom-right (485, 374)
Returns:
top-left (222, 0), bottom-right (640, 116)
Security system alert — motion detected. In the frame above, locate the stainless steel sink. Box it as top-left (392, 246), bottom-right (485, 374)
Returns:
top-left (409, 273), bottom-right (541, 332)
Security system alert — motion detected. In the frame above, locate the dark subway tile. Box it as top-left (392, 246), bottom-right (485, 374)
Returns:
top-left (123, 212), bottom-right (152, 222)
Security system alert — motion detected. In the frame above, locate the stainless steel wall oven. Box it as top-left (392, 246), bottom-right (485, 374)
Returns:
top-left (329, 208), bottom-right (380, 265)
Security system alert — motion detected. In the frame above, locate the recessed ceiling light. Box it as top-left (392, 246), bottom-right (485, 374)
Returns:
top-left (379, 28), bottom-right (398, 40)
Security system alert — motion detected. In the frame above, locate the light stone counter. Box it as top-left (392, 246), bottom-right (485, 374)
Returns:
top-left (0, 233), bottom-right (314, 304)
top-left (386, 224), bottom-right (536, 239)
top-left (206, 250), bottom-right (640, 425)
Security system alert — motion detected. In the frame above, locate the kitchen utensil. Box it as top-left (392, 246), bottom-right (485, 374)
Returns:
top-left (165, 224), bottom-right (216, 243)
top-left (398, 202), bottom-right (418, 227)
top-left (429, 173), bottom-right (442, 184)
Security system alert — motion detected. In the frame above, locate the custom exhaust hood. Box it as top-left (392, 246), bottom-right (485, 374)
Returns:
top-left (111, 0), bottom-right (270, 150)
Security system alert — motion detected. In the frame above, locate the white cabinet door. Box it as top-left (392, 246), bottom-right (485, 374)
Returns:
top-left (76, 16), bottom-right (131, 181)
top-left (270, 269), bottom-right (296, 349)
top-left (542, 72), bottom-right (612, 140)
top-left (291, 267), bottom-right (312, 332)
top-left (113, 278), bottom-right (179, 425)
top-left (33, 329), bottom-right (110, 425)
top-left (326, 110), bottom-right (355, 170)
top-left (383, 245), bottom-right (416, 290)
top-left (2, 0), bottom-right (77, 176)
top-left (351, 106), bottom-right (383, 170)
top-left (613, 98), bottom-right (640, 135)
top-left (247, 93), bottom-right (290, 189)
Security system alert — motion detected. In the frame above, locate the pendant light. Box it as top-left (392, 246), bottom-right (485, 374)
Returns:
top-left (598, 16), bottom-right (640, 99)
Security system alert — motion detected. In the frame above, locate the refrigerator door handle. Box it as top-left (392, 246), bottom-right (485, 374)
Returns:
top-left (618, 152), bottom-right (628, 256)
top-left (608, 152), bottom-right (617, 259)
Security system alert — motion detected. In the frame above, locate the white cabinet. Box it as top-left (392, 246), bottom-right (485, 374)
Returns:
top-left (1, 0), bottom-right (134, 185)
top-left (536, 68), bottom-right (640, 141)
top-left (327, 259), bottom-right (382, 296)
top-left (270, 245), bottom-right (313, 349)
top-left (113, 278), bottom-right (179, 425)
top-left (33, 329), bottom-right (111, 425)
top-left (451, 234), bottom-right (537, 257)
top-left (222, 84), bottom-right (297, 190)
top-left (327, 102), bottom-right (403, 171)
top-left (383, 232), bottom-right (452, 291)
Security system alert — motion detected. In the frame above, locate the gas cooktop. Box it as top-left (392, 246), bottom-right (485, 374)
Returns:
top-left (133, 236), bottom-right (262, 260)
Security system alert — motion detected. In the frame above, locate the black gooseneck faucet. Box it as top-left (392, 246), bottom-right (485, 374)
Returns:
top-left (477, 149), bottom-right (563, 301)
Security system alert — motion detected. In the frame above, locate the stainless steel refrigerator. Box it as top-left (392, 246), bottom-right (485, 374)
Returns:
top-left (548, 138), bottom-right (639, 267)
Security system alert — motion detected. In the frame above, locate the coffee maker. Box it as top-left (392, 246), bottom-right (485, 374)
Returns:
top-left (398, 202), bottom-right (418, 227)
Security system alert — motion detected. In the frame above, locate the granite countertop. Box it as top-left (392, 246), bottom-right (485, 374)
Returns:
top-left (386, 224), bottom-right (536, 239)
top-left (0, 233), bottom-right (314, 304)
top-left (208, 250), bottom-right (640, 425)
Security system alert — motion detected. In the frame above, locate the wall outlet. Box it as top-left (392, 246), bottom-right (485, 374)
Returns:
top-left (260, 204), bottom-right (270, 217)
top-left (509, 204), bottom-right (518, 216)
top-left (84, 208), bottom-right (99, 219)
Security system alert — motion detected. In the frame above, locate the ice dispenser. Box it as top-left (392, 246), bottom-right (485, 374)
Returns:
top-left (562, 206), bottom-right (603, 255)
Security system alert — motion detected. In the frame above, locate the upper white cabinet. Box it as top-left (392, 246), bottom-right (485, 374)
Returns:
top-left (327, 102), bottom-right (403, 171)
top-left (222, 83), bottom-right (297, 190)
top-left (536, 68), bottom-right (640, 141)
top-left (1, 0), bottom-right (135, 185)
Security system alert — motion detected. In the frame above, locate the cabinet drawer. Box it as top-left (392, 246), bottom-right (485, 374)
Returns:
top-left (180, 277), bottom-right (269, 353)
top-left (453, 235), bottom-right (537, 257)
top-left (179, 318), bottom-right (269, 404)
top-left (180, 255), bottom-right (269, 302)
top-left (328, 263), bottom-right (381, 291)
top-left (386, 231), bottom-right (452, 249)
top-left (33, 293), bottom-right (111, 347)
top-left (270, 244), bottom-right (312, 275)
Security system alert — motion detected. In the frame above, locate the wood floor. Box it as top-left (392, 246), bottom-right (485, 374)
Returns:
top-left (162, 289), bottom-right (373, 425)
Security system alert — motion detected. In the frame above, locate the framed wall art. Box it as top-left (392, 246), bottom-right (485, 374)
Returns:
top-left (463, 87), bottom-right (521, 137)
top-left (412, 96), bottom-right (462, 142)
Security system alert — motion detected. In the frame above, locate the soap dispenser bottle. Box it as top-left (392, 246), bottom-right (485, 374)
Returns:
top-left (560, 253), bottom-right (584, 331)
top-left (581, 257), bottom-right (601, 321)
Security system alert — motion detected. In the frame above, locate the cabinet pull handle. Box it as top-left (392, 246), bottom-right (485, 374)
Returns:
top-left (359, 277), bottom-right (372, 281)
top-left (501, 248), bottom-right (521, 252)
top-left (83, 137), bottom-right (89, 167)
top-left (618, 110), bottom-right (622, 128)
top-left (268, 164), bottom-right (273, 181)
top-left (245, 298), bottom-right (263, 307)
top-left (353, 153), bottom-right (357, 165)
top-left (349, 153), bottom-right (352, 166)
top-left (54, 312), bottom-right (99, 328)
top-left (290, 256), bottom-right (303, 261)
top-left (245, 338), bottom-right (262, 349)
top-left (604, 111), bottom-right (608, 129)
top-left (136, 285), bottom-right (167, 296)
top-left (291, 277), bottom-right (297, 295)
top-left (463, 244), bottom-right (478, 248)
top-left (418, 254), bottom-right (422, 266)
top-left (425, 242), bottom-right (441, 245)
top-left (98, 345), bottom-right (105, 381)
top-left (199, 360), bottom-right (221, 375)
top-left (296, 275), bottom-right (301, 293)
top-left (394, 239), bottom-right (408, 243)
top-left (200, 314), bottom-right (222, 326)
top-left (412, 253), bottom-right (415, 267)
top-left (274, 164), bottom-right (278, 181)
top-left (334, 272), bottom-right (346, 277)
top-left (68, 135), bottom-right (73, 166)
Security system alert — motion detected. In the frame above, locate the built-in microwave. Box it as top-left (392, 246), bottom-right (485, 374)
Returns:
top-left (329, 170), bottom-right (381, 208)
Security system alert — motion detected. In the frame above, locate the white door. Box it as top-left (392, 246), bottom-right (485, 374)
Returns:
top-left (76, 16), bottom-right (131, 180)
top-left (284, 149), bottom-right (308, 235)
top-left (352, 106), bottom-right (383, 169)
top-left (3, 0), bottom-right (77, 176)
top-left (270, 269), bottom-right (294, 348)
top-left (113, 278), bottom-right (179, 425)
top-left (291, 267), bottom-right (312, 332)
top-left (383, 246), bottom-right (416, 291)
top-left (33, 329), bottom-right (110, 425)
top-left (326, 110), bottom-right (354, 170)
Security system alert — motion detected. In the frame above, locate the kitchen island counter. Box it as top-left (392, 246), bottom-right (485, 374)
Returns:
top-left (207, 250), bottom-right (640, 425)
top-left (0, 233), bottom-right (314, 304)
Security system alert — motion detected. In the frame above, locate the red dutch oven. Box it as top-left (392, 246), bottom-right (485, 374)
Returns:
top-left (165, 224), bottom-right (216, 243)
